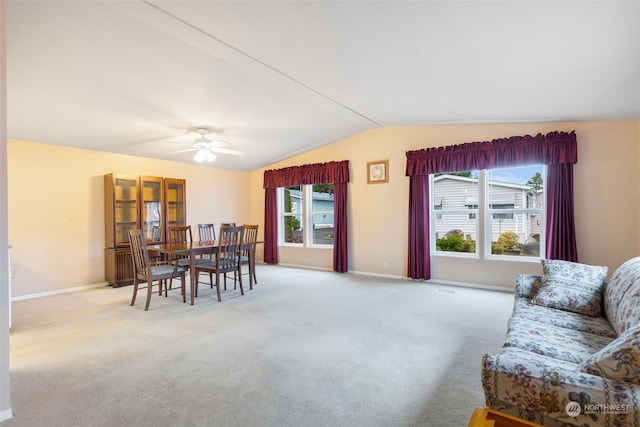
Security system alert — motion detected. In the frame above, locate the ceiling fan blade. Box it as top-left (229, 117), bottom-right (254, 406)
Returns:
top-left (168, 148), bottom-right (198, 154)
top-left (209, 147), bottom-right (245, 156)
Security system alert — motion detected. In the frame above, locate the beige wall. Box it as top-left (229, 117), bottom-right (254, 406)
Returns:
top-left (250, 120), bottom-right (640, 289)
top-left (8, 139), bottom-right (249, 297)
top-left (8, 120), bottom-right (640, 297)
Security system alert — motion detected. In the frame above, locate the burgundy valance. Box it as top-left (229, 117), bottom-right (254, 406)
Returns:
top-left (405, 131), bottom-right (577, 176)
top-left (263, 160), bottom-right (350, 188)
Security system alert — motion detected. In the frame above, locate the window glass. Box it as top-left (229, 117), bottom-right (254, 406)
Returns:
top-left (311, 184), bottom-right (334, 245)
top-left (433, 171), bottom-right (478, 254)
top-left (282, 186), bottom-right (302, 244)
top-left (488, 166), bottom-right (544, 258)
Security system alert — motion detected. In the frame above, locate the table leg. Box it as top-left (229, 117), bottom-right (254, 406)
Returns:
top-left (190, 254), bottom-right (196, 305)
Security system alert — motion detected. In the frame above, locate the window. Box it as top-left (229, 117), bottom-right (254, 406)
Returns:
top-left (431, 165), bottom-right (545, 259)
top-left (279, 184), bottom-right (334, 247)
top-left (433, 172), bottom-right (478, 253)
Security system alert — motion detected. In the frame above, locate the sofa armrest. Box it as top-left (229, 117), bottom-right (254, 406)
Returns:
top-left (482, 349), bottom-right (640, 426)
top-left (515, 274), bottom-right (542, 299)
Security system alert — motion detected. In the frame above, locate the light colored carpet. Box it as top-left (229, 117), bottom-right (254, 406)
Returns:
top-left (5, 265), bottom-right (513, 427)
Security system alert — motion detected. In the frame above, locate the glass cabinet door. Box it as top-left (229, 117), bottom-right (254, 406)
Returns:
top-left (113, 176), bottom-right (139, 246)
top-left (165, 178), bottom-right (186, 237)
top-left (140, 176), bottom-right (164, 243)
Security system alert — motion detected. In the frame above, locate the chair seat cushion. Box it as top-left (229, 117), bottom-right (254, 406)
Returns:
top-left (147, 265), bottom-right (185, 277)
top-left (172, 258), bottom-right (209, 267)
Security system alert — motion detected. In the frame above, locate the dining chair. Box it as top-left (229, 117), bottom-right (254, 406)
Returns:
top-left (167, 225), bottom-right (192, 270)
top-left (129, 229), bottom-right (186, 311)
top-left (196, 223), bottom-right (216, 279)
top-left (194, 225), bottom-right (244, 301)
top-left (149, 225), bottom-right (163, 262)
top-left (240, 224), bottom-right (259, 290)
top-left (198, 223), bottom-right (216, 241)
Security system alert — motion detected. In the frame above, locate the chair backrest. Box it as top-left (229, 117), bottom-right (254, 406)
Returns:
top-left (242, 224), bottom-right (259, 255)
top-left (169, 225), bottom-right (192, 244)
top-left (217, 225), bottom-right (244, 272)
top-left (220, 222), bottom-right (236, 228)
top-left (129, 229), bottom-right (151, 277)
top-left (198, 223), bottom-right (216, 241)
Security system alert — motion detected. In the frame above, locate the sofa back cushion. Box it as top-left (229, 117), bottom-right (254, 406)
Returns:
top-left (579, 323), bottom-right (640, 383)
top-left (532, 259), bottom-right (607, 317)
top-left (605, 257), bottom-right (640, 335)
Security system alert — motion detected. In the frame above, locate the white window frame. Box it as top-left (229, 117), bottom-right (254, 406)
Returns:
top-left (430, 166), bottom-right (545, 262)
top-left (278, 185), bottom-right (334, 249)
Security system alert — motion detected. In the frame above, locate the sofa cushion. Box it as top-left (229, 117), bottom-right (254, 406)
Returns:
top-left (503, 317), bottom-right (613, 364)
top-left (604, 257), bottom-right (640, 335)
top-left (513, 298), bottom-right (617, 339)
top-left (532, 259), bottom-right (607, 317)
top-left (579, 324), bottom-right (640, 384)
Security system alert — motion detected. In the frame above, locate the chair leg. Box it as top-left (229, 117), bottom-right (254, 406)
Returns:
top-left (215, 273), bottom-right (221, 301)
top-left (194, 270), bottom-right (199, 298)
top-left (130, 278), bottom-right (139, 306)
top-left (144, 280), bottom-right (154, 311)
top-left (238, 267), bottom-right (244, 296)
top-left (181, 273), bottom-right (186, 303)
top-left (252, 260), bottom-right (257, 285)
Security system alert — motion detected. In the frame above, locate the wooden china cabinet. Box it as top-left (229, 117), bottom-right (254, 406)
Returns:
top-left (164, 178), bottom-right (187, 240)
top-left (104, 173), bottom-right (186, 287)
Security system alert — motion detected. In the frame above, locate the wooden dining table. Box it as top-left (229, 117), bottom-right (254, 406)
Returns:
top-left (148, 240), bottom-right (261, 305)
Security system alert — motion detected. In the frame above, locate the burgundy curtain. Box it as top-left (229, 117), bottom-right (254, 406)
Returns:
top-left (546, 163), bottom-right (578, 261)
top-left (263, 188), bottom-right (278, 264)
top-left (263, 160), bottom-right (350, 272)
top-left (405, 131), bottom-right (578, 279)
top-left (408, 175), bottom-right (430, 279)
top-left (406, 131), bottom-right (577, 174)
top-left (333, 182), bottom-right (348, 272)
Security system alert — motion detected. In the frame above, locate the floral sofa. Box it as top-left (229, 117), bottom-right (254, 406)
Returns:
top-left (482, 257), bottom-right (640, 426)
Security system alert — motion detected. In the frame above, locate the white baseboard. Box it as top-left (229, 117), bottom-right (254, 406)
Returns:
top-left (277, 263), bottom-right (333, 272)
top-left (0, 408), bottom-right (13, 422)
top-left (11, 282), bottom-right (109, 302)
top-left (273, 263), bottom-right (512, 292)
top-left (423, 278), bottom-right (514, 293)
top-left (348, 270), bottom-right (405, 280)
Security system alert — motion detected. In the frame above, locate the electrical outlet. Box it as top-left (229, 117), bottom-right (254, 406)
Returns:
top-left (383, 262), bottom-right (389, 269)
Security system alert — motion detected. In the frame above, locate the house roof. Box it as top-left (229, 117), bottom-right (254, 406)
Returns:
top-left (434, 173), bottom-right (534, 191)
top-left (6, 1), bottom-right (640, 171)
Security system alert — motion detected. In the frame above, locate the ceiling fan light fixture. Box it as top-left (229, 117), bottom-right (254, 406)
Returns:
top-left (194, 149), bottom-right (216, 163)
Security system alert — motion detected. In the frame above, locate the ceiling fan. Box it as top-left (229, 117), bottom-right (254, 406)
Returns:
top-left (170, 127), bottom-right (244, 163)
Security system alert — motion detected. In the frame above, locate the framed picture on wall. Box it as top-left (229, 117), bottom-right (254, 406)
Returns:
top-left (367, 160), bottom-right (388, 184)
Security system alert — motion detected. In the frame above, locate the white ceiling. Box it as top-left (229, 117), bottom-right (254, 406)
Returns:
top-left (6, 1), bottom-right (640, 171)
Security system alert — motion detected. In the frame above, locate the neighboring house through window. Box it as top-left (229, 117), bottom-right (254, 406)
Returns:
top-left (279, 184), bottom-right (334, 247)
top-left (431, 165), bottom-right (545, 259)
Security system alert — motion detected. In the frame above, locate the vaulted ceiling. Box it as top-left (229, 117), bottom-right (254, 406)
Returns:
top-left (6, 1), bottom-right (640, 171)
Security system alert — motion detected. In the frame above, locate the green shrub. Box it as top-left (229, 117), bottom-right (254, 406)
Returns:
top-left (493, 231), bottom-right (520, 254)
top-left (437, 234), bottom-right (474, 252)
